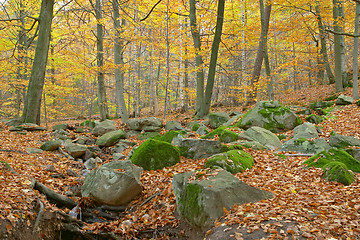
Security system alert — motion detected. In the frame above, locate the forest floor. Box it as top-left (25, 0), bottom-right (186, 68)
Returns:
top-left (0, 84), bottom-right (360, 240)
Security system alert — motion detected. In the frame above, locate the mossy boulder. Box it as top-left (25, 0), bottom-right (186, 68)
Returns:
top-left (186, 121), bottom-right (201, 131)
top-left (241, 126), bottom-right (282, 150)
top-left (235, 101), bottom-right (301, 133)
top-left (40, 139), bottom-right (61, 151)
top-left (52, 123), bottom-right (69, 131)
top-left (92, 119), bottom-right (116, 136)
top-left (206, 112), bottom-right (230, 129)
top-left (65, 143), bottom-right (88, 158)
top-left (219, 129), bottom-right (239, 143)
top-left (201, 126), bottom-right (228, 139)
top-left (336, 95), bottom-right (353, 105)
top-left (179, 139), bottom-right (222, 159)
top-left (309, 101), bottom-right (333, 110)
top-left (205, 150), bottom-right (254, 173)
top-left (329, 132), bottom-right (360, 148)
top-left (303, 148), bottom-right (360, 173)
top-left (306, 114), bottom-right (324, 124)
top-left (137, 132), bottom-right (161, 140)
top-left (155, 130), bottom-right (186, 145)
top-left (131, 139), bottom-right (180, 170)
top-left (278, 138), bottom-right (330, 154)
top-left (322, 162), bottom-right (354, 186)
top-left (96, 130), bottom-right (127, 147)
top-left (165, 121), bottom-right (184, 131)
top-left (126, 117), bottom-right (162, 132)
top-left (173, 170), bottom-right (273, 228)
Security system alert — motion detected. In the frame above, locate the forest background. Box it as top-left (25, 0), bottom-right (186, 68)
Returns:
top-left (0, 0), bottom-right (359, 122)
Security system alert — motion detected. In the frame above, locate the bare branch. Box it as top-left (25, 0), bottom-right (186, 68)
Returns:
top-left (325, 28), bottom-right (360, 37)
top-left (140, 0), bottom-right (162, 21)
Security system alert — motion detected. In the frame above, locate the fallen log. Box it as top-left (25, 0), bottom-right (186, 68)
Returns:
top-left (30, 178), bottom-right (77, 209)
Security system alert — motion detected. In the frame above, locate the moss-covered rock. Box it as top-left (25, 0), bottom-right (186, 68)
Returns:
top-left (179, 139), bottom-right (222, 159)
top-left (201, 126), bottom-right (228, 139)
top-left (136, 132), bottom-right (161, 140)
top-left (303, 148), bottom-right (360, 173)
top-left (207, 112), bottom-right (230, 129)
top-left (155, 130), bottom-right (186, 143)
top-left (131, 139), bottom-right (180, 170)
top-left (40, 139), bottom-right (61, 151)
top-left (219, 129), bottom-right (239, 143)
top-left (356, 99), bottom-right (360, 107)
top-left (329, 132), bottom-right (360, 148)
top-left (309, 101), bottom-right (333, 110)
top-left (306, 114), bottom-right (324, 124)
top-left (205, 150), bottom-right (254, 173)
top-left (96, 130), bottom-right (127, 147)
top-left (322, 162), bottom-right (354, 186)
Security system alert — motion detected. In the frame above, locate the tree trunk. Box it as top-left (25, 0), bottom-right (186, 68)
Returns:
top-left (197, 0), bottom-right (225, 117)
top-left (333, 0), bottom-right (344, 92)
top-left (112, 1), bottom-right (128, 122)
top-left (163, 0), bottom-right (170, 119)
top-left (22, 0), bottom-right (54, 124)
top-left (246, 0), bottom-right (271, 105)
top-left (95, 0), bottom-right (108, 120)
top-left (353, 1), bottom-right (360, 100)
top-left (315, 0), bottom-right (335, 84)
top-left (189, 0), bottom-right (204, 114)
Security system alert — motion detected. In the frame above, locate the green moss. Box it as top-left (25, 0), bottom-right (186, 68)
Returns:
top-left (294, 137), bottom-right (308, 145)
top-left (322, 162), bottom-right (354, 186)
top-left (306, 114), bottom-right (324, 124)
top-left (356, 99), bottom-right (360, 107)
top-left (303, 148), bottom-right (360, 173)
top-left (295, 116), bottom-right (303, 126)
top-left (219, 130), bottom-right (239, 143)
top-left (178, 183), bottom-right (206, 227)
top-left (277, 134), bottom-right (287, 140)
top-left (80, 120), bottom-right (96, 128)
top-left (131, 139), bottom-right (180, 170)
top-left (137, 131), bottom-right (161, 140)
top-left (191, 123), bottom-right (201, 131)
top-left (226, 144), bottom-right (243, 151)
top-left (155, 130), bottom-right (186, 143)
top-left (234, 109), bottom-right (253, 128)
top-left (274, 153), bottom-right (286, 159)
top-left (201, 126), bottom-right (228, 139)
top-left (221, 144), bottom-right (229, 152)
top-left (205, 150), bottom-right (254, 173)
top-left (324, 94), bottom-right (339, 101)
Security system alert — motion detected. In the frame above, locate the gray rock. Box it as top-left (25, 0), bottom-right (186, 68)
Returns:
top-left (10, 124), bottom-right (47, 132)
top-left (243, 127), bottom-right (282, 150)
top-left (92, 119), bottom-right (117, 136)
top-left (65, 143), bottom-right (87, 158)
top-left (236, 101), bottom-right (300, 133)
top-left (293, 122), bottom-right (319, 140)
top-left (45, 165), bottom-right (56, 172)
top-left (96, 130), bottom-right (127, 147)
top-left (165, 121), bottom-right (184, 131)
top-left (81, 160), bottom-right (143, 206)
top-left (179, 139), bottom-right (222, 159)
top-left (5, 119), bottom-right (22, 127)
top-left (336, 94), bottom-right (354, 105)
top-left (40, 140), bottom-right (61, 151)
top-left (329, 132), bottom-right (360, 148)
top-left (66, 169), bottom-right (80, 177)
top-left (112, 143), bottom-right (128, 154)
top-left (126, 117), bottom-right (162, 131)
top-left (223, 114), bottom-right (242, 127)
top-left (113, 153), bottom-right (126, 161)
top-left (81, 169), bottom-right (91, 177)
top-left (348, 149), bottom-right (360, 162)
top-left (278, 138), bottom-right (330, 154)
top-left (52, 124), bottom-right (69, 131)
top-left (207, 112), bottom-right (230, 129)
top-left (196, 125), bottom-right (210, 136)
top-left (84, 157), bottom-right (102, 170)
top-left (173, 170), bottom-right (273, 228)
top-left (137, 132), bottom-right (161, 140)
top-left (26, 147), bottom-right (44, 154)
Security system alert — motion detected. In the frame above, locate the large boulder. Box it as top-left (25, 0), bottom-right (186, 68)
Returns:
top-left (336, 94), bottom-right (353, 105)
top-left (65, 143), bottom-right (87, 158)
top-left (165, 121), bottom-right (184, 131)
top-left (205, 150), bottom-right (254, 173)
top-left (235, 101), bottom-right (301, 133)
top-left (81, 160), bottom-right (143, 206)
top-left (179, 139), bottom-right (222, 159)
top-left (130, 139), bottom-right (180, 170)
top-left (92, 120), bottom-right (117, 136)
top-left (329, 132), bottom-right (360, 148)
top-left (173, 170), bottom-right (273, 228)
top-left (293, 122), bottom-right (319, 139)
top-left (52, 123), bottom-right (69, 131)
top-left (206, 112), bottom-right (230, 129)
top-left (96, 130), bottom-right (127, 147)
top-left (219, 129), bottom-right (239, 143)
top-left (277, 138), bottom-right (330, 154)
top-left (322, 162), bottom-right (354, 186)
top-left (40, 139), bottom-right (61, 151)
top-left (137, 132), bottom-right (161, 140)
top-left (241, 127), bottom-right (281, 150)
top-left (126, 117), bottom-right (162, 132)
top-left (5, 119), bottom-right (22, 127)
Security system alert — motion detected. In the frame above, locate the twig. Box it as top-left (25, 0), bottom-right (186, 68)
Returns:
top-left (325, 28), bottom-right (360, 38)
top-left (285, 153), bottom-right (315, 157)
top-left (32, 199), bottom-right (44, 234)
top-left (139, 191), bottom-right (161, 207)
top-left (140, 0), bottom-right (162, 21)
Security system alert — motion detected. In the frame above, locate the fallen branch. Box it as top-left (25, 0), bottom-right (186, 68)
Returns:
top-left (30, 178), bottom-right (77, 209)
top-left (285, 153), bottom-right (315, 157)
top-left (33, 199), bottom-right (45, 234)
top-left (0, 161), bottom-right (19, 174)
top-left (139, 191), bottom-right (161, 207)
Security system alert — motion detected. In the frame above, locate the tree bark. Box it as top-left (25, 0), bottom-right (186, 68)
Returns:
top-left (112, 0), bottom-right (128, 122)
top-left (246, 0), bottom-right (271, 106)
top-left (22, 0), bottom-right (54, 124)
top-left (333, 0), bottom-right (344, 92)
top-left (353, 1), bottom-right (360, 100)
top-left (95, 0), bottom-right (108, 120)
top-left (197, 0), bottom-right (225, 117)
top-left (189, 0), bottom-right (204, 115)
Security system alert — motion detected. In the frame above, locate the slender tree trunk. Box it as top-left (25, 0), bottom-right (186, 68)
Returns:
top-left (178, 5), bottom-right (185, 112)
top-left (339, 3), bottom-right (347, 87)
top-left (149, 29), bottom-right (159, 115)
top-left (112, 0), bottom-right (128, 122)
top-left (315, 0), bottom-right (335, 84)
top-left (353, 1), bottom-right (360, 100)
top-left (22, 0), bottom-right (54, 124)
top-left (163, 0), bottom-right (170, 119)
top-left (197, 0), bottom-right (225, 117)
top-left (333, 0), bottom-right (344, 92)
top-left (246, 0), bottom-right (271, 105)
top-left (189, 0), bottom-right (204, 114)
top-left (95, 0), bottom-right (108, 120)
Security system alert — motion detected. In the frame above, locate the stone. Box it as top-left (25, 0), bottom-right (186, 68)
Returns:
top-left (96, 130), bottom-right (127, 147)
top-left (309, 101), bottom-right (333, 109)
top-left (235, 101), bottom-right (301, 133)
top-left (165, 121), bottom-right (184, 131)
top-left (196, 125), bottom-right (210, 135)
top-left (45, 165), bottom-right (56, 172)
top-left (223, 114), bottom-right (242, 127)
top-left (66, 169), bottom-right (80, 178)
top-left (155, 130), bottom-right (186, 144)
top-left (10, 124), bottom-right (47, 132)
top-left (336, 94), bottom-right (354, 105)
top-left (40, 140), bottom-right (61, 151)
top-left (92, 119), bottom-right (117, 136)
top-left (126, 117), bottom-right (162, 131)
top-left (186, 121), bottom-right (201, 131)
top-left (205, 150), bottom-right (254, 173)
top-left (179, 139), bottom-right (222, 159)
top-left (306, 114), bottom-right (324, 124)
top-left (131, 139), bottom-right (180, 170)
top-left (322, 162), bottom-right (354, 186)
top-left (329, 132), bottom-right (360, 148)
top-left (81, 160), bottom-right (143, 206)
top-left (219, 129), bottom-right (239, 143)
top-left (243, 127), bottom-right (282, 150)
top-left (277, 138), bottom-right (330, 154)
top-left (26, 147), bottom-right (43, 154)
top-left (5, 119), bottom-right (22, 127)
top-left (113, 153), bottom-right (126, 161)
top-left (84, 157), bottom-right (102, 170)
top-left (207, 112), bottom-right (230, 129)
top-left (293, 122), bottom-right (319, 140)
top-left (173, 170), bottom-right (273, 228)
top-left (111, 143), bottom-right (128, 154)
top-left (347, 149), bottom-right (360, 162)
top-left (52, 124), bottom-right (69, 131)
top-left (137, 132), bottom-right (161, 140)
top-left (65, 143), bottom-right (87, 158)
